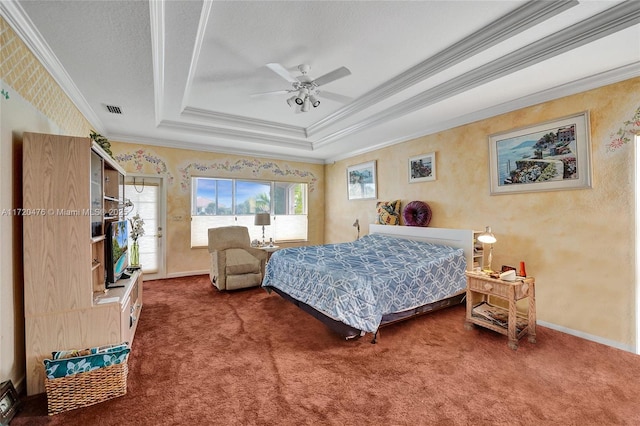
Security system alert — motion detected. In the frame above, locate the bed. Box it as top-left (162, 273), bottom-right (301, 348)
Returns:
top-left (261, 225), bottom-right (475, 342)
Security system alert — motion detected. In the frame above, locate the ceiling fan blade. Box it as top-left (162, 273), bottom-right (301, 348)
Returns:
top-left (318, 90), bottom-right (353, 104)
top-left (250, 89), bottom-right (291, 98)
top-left (266, 63), bottom-right (299, 83)
top-left (312, 66), bottom-right (351, 87)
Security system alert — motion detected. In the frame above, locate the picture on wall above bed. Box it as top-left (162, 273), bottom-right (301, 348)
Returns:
top-left (409, 152), bottom-right (436, 183)
top-left (489, 111), bottom-right (592, 195)
top-left (347, 160), bottom-right (377, 200)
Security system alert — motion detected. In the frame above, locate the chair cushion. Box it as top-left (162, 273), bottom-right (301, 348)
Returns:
top-left (226, 272), bottom-right (262, 290)
top-left (225, 248), bottom-right (261, 275)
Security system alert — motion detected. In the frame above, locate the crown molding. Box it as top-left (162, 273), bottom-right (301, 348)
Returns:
top-left (180, 0), bottom-right (211, 113)
top-left (149, 0), bottom-right (165, 126)
top-left (306, 0), bottom-right (578, 137)
top-left (325, 62), bottom-right (640, 164)
top-left (158, 119), bottom-right (313, 151)
top-left (0, 0), bottom-right (105, 133)
top-left (109, 132), bottom-right (325, 164)
top-left (314, 0), bottom-right (640, 150)
top-left (182, 107), bottom-right (307, 138)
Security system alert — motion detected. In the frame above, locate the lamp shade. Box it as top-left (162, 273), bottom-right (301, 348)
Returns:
top-left (477, 226), bottom-right (497, 244)
top-left (254, 213), bottom-right (271, 226)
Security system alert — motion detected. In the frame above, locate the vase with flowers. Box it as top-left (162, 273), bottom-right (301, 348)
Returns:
top-left (129, 213), bottom-right (145, 269)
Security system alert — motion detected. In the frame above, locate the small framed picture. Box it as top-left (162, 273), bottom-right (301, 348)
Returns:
top-left (347, 161), bottom-right (377, 200)
top-left (0, 380), bottom-right (19, 425)
top-left (408, 152), bottom-right (436, 183)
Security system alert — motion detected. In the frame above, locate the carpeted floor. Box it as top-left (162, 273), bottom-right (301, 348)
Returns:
top-left (13, 275), bottom-right (640, 425)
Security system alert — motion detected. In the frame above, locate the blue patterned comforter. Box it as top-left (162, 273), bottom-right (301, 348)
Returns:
top-left (262, 233), bottom-right (466, 333)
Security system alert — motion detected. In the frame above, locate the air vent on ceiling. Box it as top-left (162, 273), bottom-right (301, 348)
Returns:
top-left (105, 104), bottom-right (122, 114)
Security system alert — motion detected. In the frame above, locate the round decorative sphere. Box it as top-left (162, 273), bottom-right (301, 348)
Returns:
top-left (402, 201), bottom-right (432, 227)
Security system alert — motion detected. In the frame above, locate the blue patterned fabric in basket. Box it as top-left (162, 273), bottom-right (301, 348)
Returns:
top-left (44, 343), bottom-right (130, 379)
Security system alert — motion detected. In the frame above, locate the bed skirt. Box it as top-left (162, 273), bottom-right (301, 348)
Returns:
top-left (266, 286), bottom-right (466, 341)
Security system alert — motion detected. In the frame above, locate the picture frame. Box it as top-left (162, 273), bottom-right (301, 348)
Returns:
top-left (408, 152), bottom-right (436, 183)
top-left (0, 380), bottom-right (19, 426)
top-left (347, 161), bottom-right (377, 200)
top-left (489, 111), bottom-right (592, 195)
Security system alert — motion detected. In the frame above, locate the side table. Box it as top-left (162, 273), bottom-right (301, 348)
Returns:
top-left (258, 245), bottom-right (280, 262)
top-left (464, 271), bottom-right (536, 350)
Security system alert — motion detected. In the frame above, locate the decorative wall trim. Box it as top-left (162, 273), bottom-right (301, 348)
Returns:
top-left (606, 105), bottom-right (640, 152)
top-left (113, 149), bottom-right (175, 185)
top-left (177, 159), bottom-right (318, 193)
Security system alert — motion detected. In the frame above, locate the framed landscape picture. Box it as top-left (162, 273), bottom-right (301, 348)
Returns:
top-left (409, 152), bottom-right (436, 183)
top-left (489, 112), bottom-right (592, 195)
top-left (347, 161), bottom-right (377, 200)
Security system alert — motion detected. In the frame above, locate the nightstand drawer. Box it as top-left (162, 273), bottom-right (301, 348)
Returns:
top-left (466, 275), bottom-right (530, 299)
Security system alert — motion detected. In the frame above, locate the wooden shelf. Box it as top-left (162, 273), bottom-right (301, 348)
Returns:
top-left (23, 132), bottom-right (142, 395)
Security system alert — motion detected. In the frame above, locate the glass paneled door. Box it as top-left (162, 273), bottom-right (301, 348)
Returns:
top-left (125, 176), bottom-right (166, 280)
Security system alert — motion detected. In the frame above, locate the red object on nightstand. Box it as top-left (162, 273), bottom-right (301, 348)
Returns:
top-left (519, 261), bottom-right (527, 277)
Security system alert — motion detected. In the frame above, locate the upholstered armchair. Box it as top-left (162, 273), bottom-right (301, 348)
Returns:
top-left (208, 226), bottom-right (267, 291)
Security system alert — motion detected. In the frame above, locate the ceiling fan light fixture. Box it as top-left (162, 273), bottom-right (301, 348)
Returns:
top-left (309, 94), bottom-right (320, 107)
top-left (295, 88), bottom-right (308, 105)
top-left (286, 95), bottom-right (297, 107)
top-left (301, 97), bottom-right (310, 112)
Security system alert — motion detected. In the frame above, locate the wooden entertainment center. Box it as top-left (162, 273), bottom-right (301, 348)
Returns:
top-left (22, 132), bottom-right (143, 395)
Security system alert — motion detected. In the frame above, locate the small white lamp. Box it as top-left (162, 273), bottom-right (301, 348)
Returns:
top-left (477, 226), bottom-right (497, 272)
top-left (254, 213), bottom-right (270, 245)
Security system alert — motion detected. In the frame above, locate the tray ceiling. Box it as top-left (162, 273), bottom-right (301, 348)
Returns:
top-left (3, 0), bottom-right (640, 163)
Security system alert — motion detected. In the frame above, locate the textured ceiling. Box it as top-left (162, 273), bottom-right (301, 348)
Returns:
top-left (3, 0), bottom-right (640, 163)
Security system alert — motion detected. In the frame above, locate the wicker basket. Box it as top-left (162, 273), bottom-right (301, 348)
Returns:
top-left (44, 361), bottom-right (128, 415)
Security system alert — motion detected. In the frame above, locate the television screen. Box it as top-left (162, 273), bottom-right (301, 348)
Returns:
top-left (106, 220), bottom-right (129, 285)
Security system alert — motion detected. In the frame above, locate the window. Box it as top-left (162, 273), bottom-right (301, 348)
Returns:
top-left (190, 177), bottom-right (308, 247)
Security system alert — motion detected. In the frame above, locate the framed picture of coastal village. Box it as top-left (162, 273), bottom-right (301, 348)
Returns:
top-left (488, 111), bottom-right (592, 195)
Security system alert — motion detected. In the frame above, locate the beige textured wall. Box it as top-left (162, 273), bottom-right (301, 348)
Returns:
top-left (326, 77), bottom-right (640, 348)
top-left (108, 142), bottom-right (325, 276)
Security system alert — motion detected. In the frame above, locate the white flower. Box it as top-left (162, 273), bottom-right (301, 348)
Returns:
top-left (129, 213), bottom-right (145, 242)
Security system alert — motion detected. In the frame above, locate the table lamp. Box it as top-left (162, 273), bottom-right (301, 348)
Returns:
top-left (353, 218), bottom-right (360, 240)
top-left (477, 226), bottom-right (497, 272)
top-left (254, 213), bottom-right (271, 245)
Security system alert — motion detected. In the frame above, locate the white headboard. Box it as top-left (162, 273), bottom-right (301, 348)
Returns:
top-left (369, 224), bottom-right (475, 271)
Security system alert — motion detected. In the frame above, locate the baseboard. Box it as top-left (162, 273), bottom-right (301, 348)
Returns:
top-left (537, 320), bottom-right (635, 353)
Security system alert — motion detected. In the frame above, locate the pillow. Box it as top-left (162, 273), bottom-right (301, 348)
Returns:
top-left (375, 200), bottom-right (401, 225)
top-left (52, 342), bottom-right (129, 360)
top-left (44, 347), bottom-right (130, 379)
top-left (403, 200), bottom-right (432, 227)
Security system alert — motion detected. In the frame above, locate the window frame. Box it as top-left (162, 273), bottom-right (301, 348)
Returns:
top-left (190, 176), bottom-right (309, 247)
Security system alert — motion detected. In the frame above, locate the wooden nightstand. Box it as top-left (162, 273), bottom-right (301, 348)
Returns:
top-left (465, 271), bottom-right (536, 350)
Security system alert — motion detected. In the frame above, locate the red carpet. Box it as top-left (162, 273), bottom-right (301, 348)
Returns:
top-left (13, 275), bottom-right (640, 425)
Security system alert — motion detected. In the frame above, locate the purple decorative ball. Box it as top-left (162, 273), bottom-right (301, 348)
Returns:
top-left (402, 201), bottom-right (432, 227)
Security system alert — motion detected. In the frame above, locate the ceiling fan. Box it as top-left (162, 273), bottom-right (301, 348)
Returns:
top-left (251, 63), bottom-right (352, 112)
